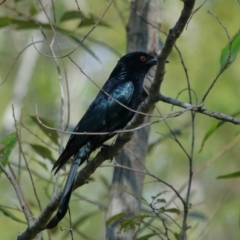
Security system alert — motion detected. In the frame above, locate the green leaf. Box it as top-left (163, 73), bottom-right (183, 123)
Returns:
top-left (119, 219), bottom-right (136, 233)
top-left (60, 11), bottom-right (109, 27)
top-left (217, 171), bottom-right (240, 179)
top-left (0, 17), bottom-right (101, 62)
top-left (199, 121), bottom-right (224, 153)
top-left (0, 147), bottom-right (5, 154)
top-left (29, 5), bottom-right (38, 16)
top-left (29, 144), bottom-right (55, 161)
top-left (0, 17), bottom-right (51, 30)
top-left (188, 211), bottom-right (207, 221)
top-left (60, 11), bottom-right (82, 22)
top-left (161, 207), bottom-right (181, 215)
top-left (106, 212), bottom-right (125, 226)
top-left (199, 110), bottom-right (240, 153)
top-left (63, 31), bottom-right (101, 62)
top-left (118, 215), bottom-right (150, 233)
top-left (156, 198), bottom-right (166, 203)
top-left (0, 206), bottom-right (26, 224)
top-left (0, 133), bottom-right (17, 175)
top-left (79, 14), bottom-right (110, 28)
top-left (0, 17), bottom-right (12, 28)
top-left (30, 116), bottom-right (59, 145)
top-left (135, 234), bottom-right (157, 240)
top-left (174, 232), bottom-right (181, 240)
top-left (220, 30), bottom-right (240, 68)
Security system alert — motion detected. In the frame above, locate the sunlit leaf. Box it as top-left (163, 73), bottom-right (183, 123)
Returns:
top-left (30, 116), bottom-right (59, 145)
top-left (29, 144), bottom-right (55, 161)
top-left (0, 133), bottom-right (17, 175)
top-left (220, 30), bottom-right (240, 68)
top-left (217, 171), bottom-right (240, 179)
top-left (0, 206), bottom-right (26, 224)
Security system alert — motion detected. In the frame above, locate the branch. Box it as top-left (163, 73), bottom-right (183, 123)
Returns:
top-left (158, 94), bottom-right (240, 125)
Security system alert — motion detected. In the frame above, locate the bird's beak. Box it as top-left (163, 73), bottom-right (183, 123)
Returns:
top-left (147, 57), bottom-right (169, 67)
top-left (147, 57), bottom-right (157, 67)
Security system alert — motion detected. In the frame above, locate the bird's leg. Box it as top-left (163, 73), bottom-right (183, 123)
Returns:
top-left (84, 143), bottom-right (92, 165)
top-left (101, 143), bottom-right (115, 162)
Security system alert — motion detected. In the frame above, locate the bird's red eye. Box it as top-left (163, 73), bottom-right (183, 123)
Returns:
top-left (140, 56), bottom-right (146, 62)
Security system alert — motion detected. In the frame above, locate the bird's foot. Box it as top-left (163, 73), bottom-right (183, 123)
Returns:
top-left (101, 144), bottom-right (114, 162)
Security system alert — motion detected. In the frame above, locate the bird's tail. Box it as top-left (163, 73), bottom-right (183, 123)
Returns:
top-left (46, 154), bottom-right (83, 229)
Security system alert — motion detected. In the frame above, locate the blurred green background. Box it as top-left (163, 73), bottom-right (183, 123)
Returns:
top-left (0, 0), bottom-right (240, 239)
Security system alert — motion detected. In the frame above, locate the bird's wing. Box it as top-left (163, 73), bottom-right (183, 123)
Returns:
top-left (52, 81), bottom-right (134, 172)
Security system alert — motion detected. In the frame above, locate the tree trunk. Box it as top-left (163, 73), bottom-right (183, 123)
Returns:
top-left (106, 1), bottom-right (162, 239)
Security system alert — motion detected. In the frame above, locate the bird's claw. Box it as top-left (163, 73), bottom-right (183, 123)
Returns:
top-left (101, 144), bottom-right (113, 162)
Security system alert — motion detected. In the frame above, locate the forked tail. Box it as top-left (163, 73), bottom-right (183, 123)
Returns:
top-left (46, 149), bottom-right (88, 229)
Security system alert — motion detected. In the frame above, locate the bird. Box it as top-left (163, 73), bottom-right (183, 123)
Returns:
top-left (46, 51), bottom-right (157, 229)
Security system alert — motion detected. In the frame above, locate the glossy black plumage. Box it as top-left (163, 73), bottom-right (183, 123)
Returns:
top-left (46, 51), bottom-right (157, 229)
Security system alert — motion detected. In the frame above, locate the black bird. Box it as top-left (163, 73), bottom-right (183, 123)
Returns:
top-left (46, 51), bottom-right (157, 229)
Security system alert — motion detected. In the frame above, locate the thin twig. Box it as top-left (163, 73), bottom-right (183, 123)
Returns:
top-left (0, 162), bottom-right (33, 225)
top-left (21, 123), bottom-right (58, 151)
top-left (165, 135), bottom-right (240, 208)
top-left (0, 40), bottom-right (44, 86)
top-left (38, 0), bottom-right (66, 197)
top-left (186, 0), bottom-right (208, 29)
top-left (102, 162), bottom-right (187, 209)
top-left (12, 105), bottom-right (42, 212)
top-left (35, 103), bottom-right (202, 136)
top-left (201, 11), bottom-right (231, 103)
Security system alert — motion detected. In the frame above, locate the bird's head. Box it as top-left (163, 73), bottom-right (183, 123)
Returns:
top-left (119, 51), bottom-right (157, 74)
